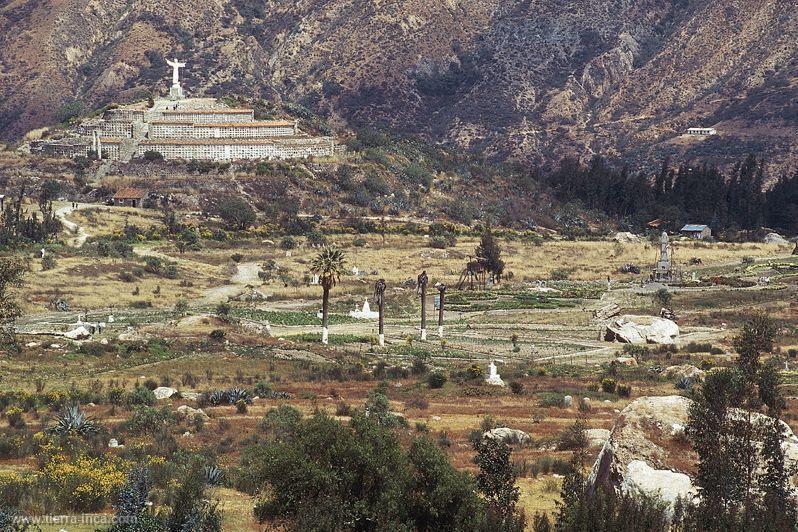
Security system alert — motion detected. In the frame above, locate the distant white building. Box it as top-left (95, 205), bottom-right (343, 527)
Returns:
top-left (686, 127), bottom-right (717, 136)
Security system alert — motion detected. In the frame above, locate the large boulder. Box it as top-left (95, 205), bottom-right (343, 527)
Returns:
top-left (605, 316), bottom-right (679, 345)
top-left (589, 396), bottom-right (798, 510)
top-left (153, 387), bottom-right (177, 400)
top-left (764, 232), bottom-right (790, 245)
top-left (614, 232), bottom-right (641, 244)
top-left (483, 428), bottom-right (531, 445)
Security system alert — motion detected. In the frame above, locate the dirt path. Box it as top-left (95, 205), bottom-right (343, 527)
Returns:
top-left (197, 261), bottom-right (262, 306)
top-left (54, 202), bottom-right (90, 247)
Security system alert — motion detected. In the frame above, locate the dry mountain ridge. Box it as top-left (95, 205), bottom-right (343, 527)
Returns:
top-left (1, 0), bottom-right (796, 172)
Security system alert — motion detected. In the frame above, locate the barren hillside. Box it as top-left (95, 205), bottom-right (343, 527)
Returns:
top-left (1, 0), bottom-right (796, 172)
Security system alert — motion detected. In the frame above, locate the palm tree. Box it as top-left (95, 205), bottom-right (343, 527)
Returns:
top-left (374, 279), bottom-right (386, 346)
top-left (416, 271), bottom-right (428, 340)
top-left (436, 283), bottom-right (446, 337)
top-left (311, 247), bottom-right (346, 344)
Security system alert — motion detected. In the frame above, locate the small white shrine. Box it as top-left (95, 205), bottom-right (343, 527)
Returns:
top-left (349, 299), bottom-right (379, 320)
top-left (485, 360), bottom-right (505, 386)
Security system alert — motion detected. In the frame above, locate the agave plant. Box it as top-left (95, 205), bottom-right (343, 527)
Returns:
top-left (203, 465), bottom-right (225, 486)
top-left (49, 403), bottom-right (100, 436)
top-left (207, 391), bottom-right (226, 406)
top-left (225, 388), bottom-right (252, 405)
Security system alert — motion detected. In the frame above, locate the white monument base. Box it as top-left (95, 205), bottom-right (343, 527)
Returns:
top-left (438, 325), bottom-right (444, 337)
top-left (322, 327), bottom-right (329, 345)
top-left (420, 328), bottom-right (427, 341)
top-left (379, 334), bottom-right (385, 347)
top-left (169, 84), bottom-right (185, 100)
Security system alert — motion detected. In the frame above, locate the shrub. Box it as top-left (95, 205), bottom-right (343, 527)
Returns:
top-left (142, 150), bottom-right (164, 162)
top-left (126, 386), bottom-right (156, 407)
top-left (654, 288), bottom-right (672, 307)
top-left (41, 454), bottom-right (127, 512)
top-left (557, 419), bottom-right (588, 451)
top-left (335, 401), bottom-right (352, 416)
top-left (600, 377), bottom-right (617, 394)
top-left (142, 379), bottom-right (158, 391)
top-left (404, 395), bottom-right (429, 410)
top-left (4, 408), bottom-right (24, 429)
top-left (427, 371), bottom-right (447, 389)
top-left (509, 381), bottom-right (525, 395)
top-left (215, 196), bottom-right (256, 230)
top-left (209, 329), bottom-right (226, 342)
top-left (236, 400), bottom-right (248, 414)
top-left (231, 253), bottom-right (243, 263)
top-left (617, 383), bottom-right (632, 398)
top-left (280, 236), bottom-right (297, 250)
top-left (49, 404), bottom-right (100, 436)
top-left (126, 406), bottom-right (177, 435)
top-left (41, 255), bottom-right (57, 271)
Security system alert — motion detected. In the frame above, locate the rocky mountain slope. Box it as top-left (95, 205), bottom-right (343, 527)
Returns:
top-left (1, 0), bottom-right (797, 172)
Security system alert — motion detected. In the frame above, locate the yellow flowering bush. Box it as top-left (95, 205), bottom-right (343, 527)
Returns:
top-left (0, 471), bottom-right (33, 507)
top-left (5, 407), bottom-right (25, 428)
top-left (41, 454), bottom-right (129, 511)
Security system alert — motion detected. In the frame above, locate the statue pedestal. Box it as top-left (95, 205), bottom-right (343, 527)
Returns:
top-left (168, 84), bottom-right (184, 100)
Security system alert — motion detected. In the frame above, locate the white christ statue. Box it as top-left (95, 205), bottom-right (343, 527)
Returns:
top-left (166, 58), bottom-right (186, 100)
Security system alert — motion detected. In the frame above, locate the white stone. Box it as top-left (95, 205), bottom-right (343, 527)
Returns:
top-left (661, 364), bottom-right (706, 382)
top-left (182, 431), bottom-right (193, 438)
top-left (615, 357), bottom-right (638, 366)
top-left (180, 392), bottom-right (201, 401)
top-left (25, 342), bottom-right (39, 348)
top-left (483, 427), bottom-right (531, 444)
top-left (153, 387), bottom-right (177, 400)
top-left (108, 438), bottom-right (120, 448)
top-left (614, 232), bottom-right (641, 243)
top-left (563, 395), bottom-right (573, 407)
top-left (432, 416), bottom-right (442, 421)
top-left (64, 326), bottom-right (92, 340)
top-left (764, 232), bottom-right (790, 245)
top-left (605, 316), bottom-right (679, 345)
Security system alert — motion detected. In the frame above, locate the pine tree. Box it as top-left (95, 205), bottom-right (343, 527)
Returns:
top-left (474, 438), bottom-right (525, 530)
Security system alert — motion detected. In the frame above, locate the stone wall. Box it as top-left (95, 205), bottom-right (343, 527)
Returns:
top-left (149, 121), bottom-right (297, 139)
top-left (155, 109), bottom-right (255, 123)
top-left (136, 137), bottom-right (335, 161)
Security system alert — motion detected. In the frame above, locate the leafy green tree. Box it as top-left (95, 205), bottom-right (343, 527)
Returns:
top-left (0, 256), bottom-right (25, 350)
top-left (476, 223), bottom-right (505, 282)
top-left (214, 196), bottom-right (256, 230)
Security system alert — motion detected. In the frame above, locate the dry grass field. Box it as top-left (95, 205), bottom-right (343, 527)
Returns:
top-left (2, 203), bottom-right (797, 529)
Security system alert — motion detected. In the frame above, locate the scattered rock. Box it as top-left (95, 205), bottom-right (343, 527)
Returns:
top-left (182, 431), bottom-right (193, 438)
top-left (153, 387), bottom-right (177, 400)
top-left (563, 395), bottom-right (573, 407)
top-left (614, 357), bottom-right (638, 367)
top-left (614, 232), bottom-right (641, 244)
top-left (483, 428), bottom-right (531, 445)
top-left (593, 303), bottom-right (621, 321)
top-left (431, 415), bottom-right (442, 421)
top-left (25, 342), bottom-right (39, 348)
top-left (108, 438), bottom-right (123, 448)
top-left (180, 391), bottom-right (201, 401)
top-left (584, 428), bottom-right (611, 449)
top-left (177, 405), bottom-right (209, 421)
top-left (661, 364), bottom-right (706, 382)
